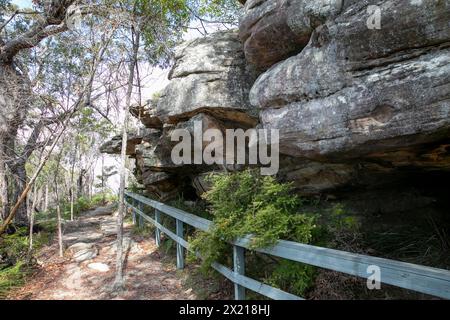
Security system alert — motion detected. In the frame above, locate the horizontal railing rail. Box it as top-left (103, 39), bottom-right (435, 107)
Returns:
top-left (124, 190), bottom-right (450, 300)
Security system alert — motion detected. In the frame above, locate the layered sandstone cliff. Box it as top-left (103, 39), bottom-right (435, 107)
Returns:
top-left (101, 30), bottom-right (258, 200)
top-left (102, 1), bottom-right (450, 219)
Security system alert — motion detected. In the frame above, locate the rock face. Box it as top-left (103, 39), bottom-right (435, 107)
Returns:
top-left (103, 2), bottom-right (450, 213)
top-left (130, 99), bottom-right (163, 129)
top-left (240, 0), bottom-right (450, 222)
top-left (102, 30), bottom-right (258, 200)
top-left (239, 0), bottom-right (350, 70)
top-left (244, 0), bottom-right (450, 176)
top-left (100, 133), bottom-right (145, 156)
top-left (251, 0), bottom-right (450, 165)
top-left (156, 31), bottom-right (258, 127)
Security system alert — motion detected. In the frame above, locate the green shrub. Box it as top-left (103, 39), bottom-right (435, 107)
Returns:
top-left (0, 225), bottom-right (54, 298)
top-left (313, 204), bottom-right (361, 248)
top-left (0, 227), bottom-right (29, 265)
top-left (0, 261), bottom-right (29, 299)
top-left (190, 170), bottom-right (318, 297)
top-left (265, 259), bottom-right (316, 296)
top-left (91, 193), bottom-right (118, 206)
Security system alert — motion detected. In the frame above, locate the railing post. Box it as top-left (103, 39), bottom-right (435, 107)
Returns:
top-left (129, 195), bottom-right (136, 225)
top-left (176, 219), bottom-right (185, 270)
top-left (155, 208), bottom-right (161, 247)
top-left (233, 245), bottom-right (246, 300)
top-left (138, 201), bottom-right (144, 227)
top-left (134, 198), bottom-right (140, 228)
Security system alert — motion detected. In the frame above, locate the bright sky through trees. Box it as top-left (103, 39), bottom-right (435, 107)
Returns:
top-left (11, 0), bottom-right (31, 8)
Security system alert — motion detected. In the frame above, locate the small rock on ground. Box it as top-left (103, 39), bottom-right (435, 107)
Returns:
top-left (88, 263), bottom-right (110, 272)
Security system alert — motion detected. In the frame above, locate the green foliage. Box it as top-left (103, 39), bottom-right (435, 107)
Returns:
top-left (127, 181), bottom-right (143, 194)
top-left (190, 170), bottom-right (318, 296)
top-left (0, 228), bottom-right (29, 266)
top-left (198, 170), bottom-right (316, 248)
top-left (0, 225), bottom-right (55, 298)
top-left (91, 193), bottom-right (118, 205)
top-left (72, 196), bottom-right (91, 214)
top-left (168, 197), bottom-right (211, 221)
top-left (195, 0), bottom-right (242, 23)
top-left (62, 194), bottom-right (117, 219)
top-left (313, 204), bottom-right (361, 248)
top-left (0, 261), bottom-right (28, 299)
top-left (35, 193), bottom-right (117, 222)
top-left (265, 260), bottom-right (316, 297)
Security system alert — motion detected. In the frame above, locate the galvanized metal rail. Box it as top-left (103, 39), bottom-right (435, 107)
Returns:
top-left (124, 191), bottom-right (450, 300)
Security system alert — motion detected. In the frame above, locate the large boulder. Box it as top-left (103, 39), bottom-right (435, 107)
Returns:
top-left (111, 30), bottom-right (262, 201)
top-left (155, 30), bottom-right (259, 127)
top-left (239, 0), bottom-right (350, 70)
top-left (251, 0), bottom-right (450, 166)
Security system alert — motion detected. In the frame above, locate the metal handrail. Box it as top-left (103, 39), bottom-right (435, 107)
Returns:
top-left (124, 190), bottom-right (450, 300)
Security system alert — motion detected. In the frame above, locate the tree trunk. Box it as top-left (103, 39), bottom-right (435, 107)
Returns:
top-left (101, 155), bottom-right (105, 203)
top-left (114, 26), bottom-right (140, 290)
top-left (55, 184), bottom-right (64, 258)
top-left (0, 62), bottom-right (30, 225)
top-left (28, 186), bottom-right (42, 254)
top-left (70, 141), bottom-right (78, 221)
top-left (44, 184), bottom-right (49, 212)
top-left (11, 160), bottom-right (29, 225)
top-left (77, 169), bottom-right (85, 199)
top-left (54, 150), bottom-right (64, 258)
top-left (0, 158), bottom-right (9, 221)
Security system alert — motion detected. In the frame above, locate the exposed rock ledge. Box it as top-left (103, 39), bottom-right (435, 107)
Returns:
top-left (251, 0), bottom-right (450, 169)
top-left (101, 30), bottom-right (258, 200)
top-left (102, 1), bottom-right (450, 221)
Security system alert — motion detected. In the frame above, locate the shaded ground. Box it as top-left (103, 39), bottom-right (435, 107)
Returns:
top-left (8, 205), bottom-right (198, 300)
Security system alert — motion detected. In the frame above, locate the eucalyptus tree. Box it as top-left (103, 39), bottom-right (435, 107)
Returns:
top-left (0, 0), bottom-right (117, 233)
top-left (0, 0), bottom-right (243, 233)
top-left (0, 1), bottom-right (78, 223)
top-left (103, 0), bottom-right (243, 289)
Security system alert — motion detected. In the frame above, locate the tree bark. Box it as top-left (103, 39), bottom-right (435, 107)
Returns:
top-left (11, 160), bottom-right (29, 225)
top-left (101, 155), bottom-right (105, 203)
top-left (55, 182), bottom-right (64, 258)
top-left (44, 184), bottom-right (49, 212)
top-left (0, 62), bottom-right (31, 225)
top-left (77, 169), bottom-right (85, 199)
top-left (114, 26), bottom-right (140, 290)
top-left (28, 186), bottom-right (42, 254)
top-left (70, 140), bottom-right (78, 221)
top-left (0, 157), bottom-right (9, 221)
top-left (54, 149), bottom-right (64, 258)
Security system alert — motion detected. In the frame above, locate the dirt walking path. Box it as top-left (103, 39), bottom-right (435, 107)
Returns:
top-left (10, 205), bottom-right (197, 300)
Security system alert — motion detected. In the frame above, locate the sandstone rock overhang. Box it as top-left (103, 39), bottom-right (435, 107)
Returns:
top-left (101, 30), bottom-right (260, 200)
top-left (250, 0), bottom-right (450, 170)
top-left (131, 30), bottom-right (259, 130)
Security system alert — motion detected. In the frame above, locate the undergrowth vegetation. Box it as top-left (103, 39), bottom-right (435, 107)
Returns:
top-left (0, 226), bottom-right (52, 298)
top-left (38, 193), bottom-right (118, 222)
top-left (187, 170), bottom-right (359, 297)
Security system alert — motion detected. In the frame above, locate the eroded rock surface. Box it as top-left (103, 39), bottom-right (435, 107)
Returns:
top-left (100, 133), bottom-right (146, 157)
top-left (156, 30), bottom-right (258, 127)
top-left (103, 30), bottom-right (257, 200)
top-left (239, 0), bottom-right (350, 70)
top-left (252, 0), bottom-right (450, 168)
top-left (103, 2), bottom-right (450, 203)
